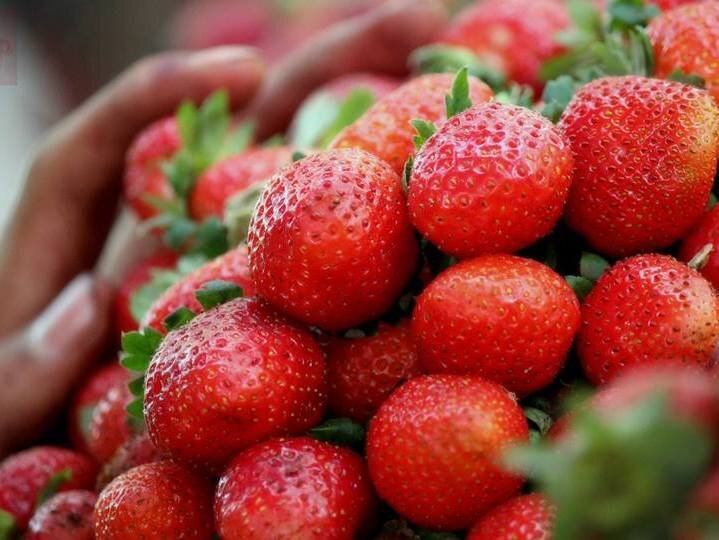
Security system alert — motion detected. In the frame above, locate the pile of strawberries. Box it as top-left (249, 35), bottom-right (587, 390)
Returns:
top-left (4, 0), bottom-right (719, 538)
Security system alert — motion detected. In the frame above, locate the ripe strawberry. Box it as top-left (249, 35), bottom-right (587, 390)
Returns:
top-left (412, 255), bottom-right (580, 397)
top-left (93, 461), bottom-right (214, 540)
top-left (408, 102), bottom-right (573, 258)
top-left (86, 382), bottom-right (136, 464)
top-left (681, 205), bottom-right (719, 289)
top-left (215, 437), bottom-right (377, 539)
top-left (560, 76), bottom-right (719, 257)
top-left (96, 432), bottom-right (165, 490)
top-left (145, 297), bottom-right (327, 470)
top-left (330, 73), bottom-right (493, 174)
top-left (367, 374), bottom-right (529, 531)
top-left (466, 494), bottom-right (555, 540)
top-left (0, 447), bottom-right (97, 531)
top-left (25, 490), bottom-right (96, 540)
top-left (326, 320), bottom-right (422, 423)
top-left (248, 148), bottom-right (419, 331)
top-left (578, 254), bottom-right (719, 386)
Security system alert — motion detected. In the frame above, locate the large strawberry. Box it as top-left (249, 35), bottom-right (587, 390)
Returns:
top-left (681, 205), bottom-right (719, 289)
top-left (248, 148), bottom-right (418, 331)
top-left (560, 76), bottom-right (719, 257)
top-left (467, 493), bottom-right (555, 540)
top-left (367, 374), bottom-right (528, 531)
top-left (578, 254), bottom-right (719, 386)
top-left (215, 437), bottom-right (377, 539)
top-left (408, 102), bottom-right (573, 258)
top-left (412, 255), bottom-right (580, 397)
top-left (25, 490), bottom-right (96, 540)
top-left (86, 382), bottom-right (136, 464)
top-left (93, 461), bottom-right (214, 540)
top-left (145, 297), bottom-right (327, 470)
top-left (330, 73), bottom-right (493, 174)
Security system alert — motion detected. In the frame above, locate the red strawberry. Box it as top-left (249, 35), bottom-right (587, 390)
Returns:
top-left (0, 447), bottom-right (97, 531)
top-left (96, 432), bottom-right (165, 490)
top-left (145, 297), bottom-right (327, 470)
top-left (189, 146), bottom-right (293, 221)
top-left (86, 382), bottom-right (136, 464)
top-left (248, 148), bottom-right (419, 331)
top-left (408, 102), bottom-right (574, 258)
top-left (367, 374), bottom-right (529, 531)
top-left (331, 73), bottom-right (493, 174)
top-left (578, 254), bottom-right (719, 386)
top-left (412, 255), bottom-right (580, 397)
top-left (681, 206), bottom-right (719, 289)
top-left (466, 493), bottom-right (555, 540)
top-left (326, 320), bottom-right (422, 423)
top-left (560, 76), bottom-right (719, 257)
top-left (215, 437), bottom-right (377, 539)
top-left (93, 460), bottom-right (214, 540)
top-left (25, 490), bottom-right (96, 540)
top-left (142, 244), bottom-right (253, 332)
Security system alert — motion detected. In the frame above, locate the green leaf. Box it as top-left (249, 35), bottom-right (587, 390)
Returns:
top-left (262, 134), bottom-right (285, 148)
top-left (121, 328), bottom-right (163, 373)
top-left (541, 76), bottom-right (579, 123)
top-left (289, 92), bottom-right (341, 148)
top-left (128, 376), bottom-right (145, 398)
top-left (494, 84), bottom-right (534, 108)
top-left (445, 66), bottom-right (473, 118)
top-left (126, 398), bottom-right (145, 421)
top-left (411, 119), bottom-right (437, 151)
top-left (195, 280), bottom-right (243, 311)
top-left (556, 0), bottom-right (603, 48)
top-left (192, 217), bottom-right (229, 259)
top-left (162, 153), bottom-right (196, 200)
top-left (36, 469), bottom-right (72, 507)
top-left (402, 156), bottom-right (414, 193)
top-left (292, 151), bottom-right (307, 162)
top-left (668, 69), bottom-right (706, 88)
top-left (607, 0), bottom-right (660, 31)
top-left (195, 90), bottom-right (231, 169)
top-left (130, 269), bottom-right (181, 324)
top-left (580, 252), bottom-right (610, 282)
top-left (218, 120), bottom-right (254, 159)
top-left (319, 89), bottom-right (375, 148)
top-left (565, 275), bottom-right (594, 301)
top-left (224, 181), bottom-right (268, 246)
top-left (176, 101), bottom-right (198, 148)
top-left (308, 418), bottom-right (365, 447)
top-left (0, 509), bottom-right (15, 540)
top-left (163, 307), bottom-right (197, 332)
top-left (708, 192), bottom-right (718, 210)
top-left (164, 216), bottom-right (197, 251)
top-left (524, 406), bottom-right (554, 436)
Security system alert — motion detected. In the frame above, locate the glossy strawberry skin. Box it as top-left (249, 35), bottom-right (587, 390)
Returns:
top-left (145, 297), bottom-right (327, 471)
top-left (326, 320), bottom-right (423, 423)
top-left (248, 149), bottom-right (419, 331)
top-left (93, 461), bottom-right (214, 540)
top-left (409, 103), bottom-right (573, 258)
top-left (560, 76), bottom-right (719, 257)
top-left (142, 244), bottom-right (254, 332)
top-left (25, 490), bottom-right (96, 540)
top-left (413, 255), bottom-right (580, 397)
top-left (578, 254), bottom-right (719, 386)
top-left (0, 447), bottom-right (98, 530)
top-left (681, 205), bottom-right (719, 289)
top-left (367, 375), bottom-right (529, 531)
top-left (86, 382), bottom-right (134, 464)
top-left (331, 74), bottom-right (493, 175)
top-left (96, 432), bottom-right (165, 490)
top-left (467, 494), bottom-right (555, 540)
top-left (215, 437), bottom-right (377, 539)
top-left (189, 146), bottom-right (293, 220)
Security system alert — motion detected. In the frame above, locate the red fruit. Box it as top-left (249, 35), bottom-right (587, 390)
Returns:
top-left (145, 297), bottom-right (327, 470)
top-left (248, 148), bottom-right (419, 331)
top-left (560, 76), bottom-right (719, 257)
top-left (26, 490), bottom-right (96, 540)
top-left (97, 432), bottom-right (165, 490)
top-left (215, 437), bottom-right (377, 539)
top-left (412, 255), bottom-right (580, 397)
top-left (0, 447), bottom-right (97, 530)
top-left (326, 320), bottom-right (422, 423)
top-left (578, 254), bottom-right (719, 386)
top-left (681, 206), bottom-right (719, 289)
top-left (367, 374), bottom-right (529, 531)
top-left (86, 382), bottom-right (135, 464)
top-left (123, 117), bottom-right (180, 220)
top-left (142, 244), bottom-right (254, 332)
top-left (408, 102), bottom-right (573, 258)
top-left (331, 73), bottom-right (493, 174)
top-left (466, 494), bottom-right (555, 540)
top-left (189, 146), bottom-right (293, 220)
top-left (93, 461), bottom-right (214, 540)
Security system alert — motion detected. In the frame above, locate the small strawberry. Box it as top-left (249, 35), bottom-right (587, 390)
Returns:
top-left (326, 320), bottom-right (422, 423)
top-left (466, 493), bottom-right (555, 540)
top-left (96, 432), bottom-right (165, 490)
top-left (25, 490), bottom-right (96, 540)
top-left (215, 437), bottom-right (377, 539)
top-left (93, 461), bottom-right (214, 540)
top-left (412, 255), bottom-right (580, 397)
top-left (560, 76), bottom-right (719, 257)
top-left (145, 297), bottom-right (327, 470)
top-left (578, 254), bottom-right (719, 386)
top-left (86, 382), bottom-right (136, 464)
top-left (408, 102), bottom-right (573, 258)
top-left (367, 374), bottom-right (529, 531)
top-left (248, 148), bottom-right (419, 331)
top-left (681, 206), bottom-right (719, 289)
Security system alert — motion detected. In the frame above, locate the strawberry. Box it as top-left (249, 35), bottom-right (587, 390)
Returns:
top-left (248, 148), bottom-right (419, 331)
top-left (466, 493), bottom-right (555, 540)
top-left (86, 382), bottom-right (136, 464)
top-left (560, 76), bottom-right (719, 257)
top-left (25, 490), bottom-right (96, 540)
top-left (330, 73), bottom-right (493, 175)
top-left (681, 206), bottom-right (719, 289)
top-left (0, 447), bottom-right (97, 532)
top-left (412, 255), bottom-right (580, 397)
top-left (408, 102), bottom-right (574, 258)
top-left (367, 374), bottom-right (529, 531)
top-left (326, 320), bottom-right (422, 423)
top-left (145, 297), bottom-right (327, 470)
top-left (96, 432), bottom-right (165, 490)
top-left (215, 437), bottom-right (377, 539)
top-left (93, 460), bottom-right (214, 540)
top-left (578, 254), bottom-right (719, 386)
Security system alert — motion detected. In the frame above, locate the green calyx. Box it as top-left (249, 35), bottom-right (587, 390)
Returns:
top-left (224, 181), bottom-right (268, 246)
top-left (308, 418), bottom-right (365, 449)
top-left (195, 280), bottom-right (244, 311)
top-left (36, 469), bottom-right (72, 507)
top-left (565, 251), bottom-right (610, 301)
top-left (0, 510), bottom-right (16, 540)
top-left (445, 66), bottom-right (473, 119)
top-left (121, 327), bottom-right (163, 422)
top-left (495, 84), bottom-right (535, 108)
